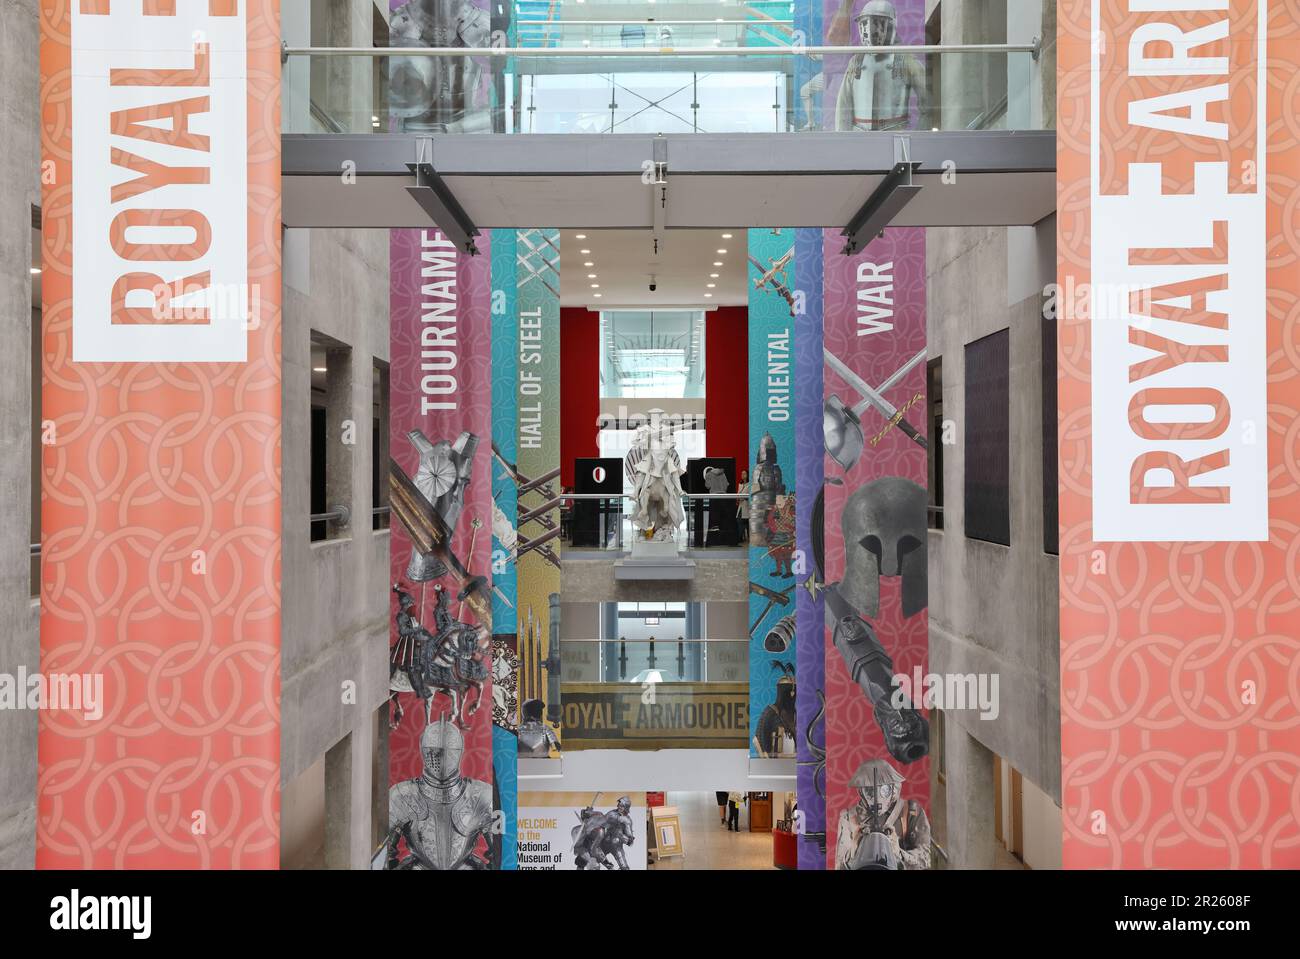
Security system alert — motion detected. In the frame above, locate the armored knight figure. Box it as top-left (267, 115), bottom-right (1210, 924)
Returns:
top-left (625, 411), bottom-right (686, 541)
top-left (405, 430), bottom-right (479, 581)
top-left (389, 0), bottom-right (492, 133)
top-left (387, 718), bottom-right (495, 870)
top-left (750, 433), bottom-right (785, 545)
top-left (834, 1), bottom-right (929, 132)
top-left (835, 759), bottom-right (930, 870)
top-left (517, 697), bottom-right (560, 759)
top-left (572, 796), bottom-right (635, 870)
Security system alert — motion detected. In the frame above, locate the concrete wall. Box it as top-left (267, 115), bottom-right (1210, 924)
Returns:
top-left (0, 0), bottom-right (39, 870)
top-left (280, 224), bottom-right (391, 869)
top-left (927, 0), bottom-right (1061, 869)
top-left (276, 0), bottom-right (392, 869)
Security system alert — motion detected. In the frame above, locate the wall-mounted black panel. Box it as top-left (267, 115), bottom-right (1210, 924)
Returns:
top-left (964, 329), bottom-right (1010, 546)
top-left (573, 457), bottom-right (623, 548)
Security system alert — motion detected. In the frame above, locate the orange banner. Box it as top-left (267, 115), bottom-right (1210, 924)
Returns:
top-left (38, 0), bottom-right (281, 868)
top-left (1058, 0), bottom-right (1300, 867)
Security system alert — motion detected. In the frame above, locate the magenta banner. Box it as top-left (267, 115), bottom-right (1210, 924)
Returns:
top-left (822, 226), bottom-right (930, 870)
top-left (386, 228), bottom-right (499, 869)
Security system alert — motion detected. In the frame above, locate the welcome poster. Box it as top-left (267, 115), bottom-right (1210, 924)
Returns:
top-left (386, 230), bottom-right (497, 869)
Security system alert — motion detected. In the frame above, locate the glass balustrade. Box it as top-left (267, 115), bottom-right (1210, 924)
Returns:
top-left (282, 43), bottom-right (1044, 136)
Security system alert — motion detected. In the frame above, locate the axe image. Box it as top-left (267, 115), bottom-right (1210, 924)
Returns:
top-left (823, 348), bottom-right (928, 463)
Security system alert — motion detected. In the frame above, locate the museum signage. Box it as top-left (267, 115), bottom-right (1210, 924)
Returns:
top-left (1058, 0), bottom-right (1300, 867)
top-left (38, 0), bottom-right (282, 867)
top-left (560, 683), bottom-right (749, 750)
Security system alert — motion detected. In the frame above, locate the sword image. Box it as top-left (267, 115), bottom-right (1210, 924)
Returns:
top-left (823, 348), bottom-right (927, 450)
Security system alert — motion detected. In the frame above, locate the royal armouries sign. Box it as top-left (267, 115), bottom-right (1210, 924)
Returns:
top-left (1058, 0), bottom-right (1300, 867)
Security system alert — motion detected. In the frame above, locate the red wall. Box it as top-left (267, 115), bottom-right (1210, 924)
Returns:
top-left (705, 306), bottom-right (749, 476)
top-left (559, 305), bottom-right (750, 485)
top-left (560, 307), bottom-right (601, 488)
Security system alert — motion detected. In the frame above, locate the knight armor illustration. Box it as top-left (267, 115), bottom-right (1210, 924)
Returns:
top-left (571, 796), bottom-right (635, 870)
top-left (517, 697), bottom-right (560, 759)
top-left (389, 0), bottom-right (492, 133)
top-left (835, 759), bottom-right (930, 870)
top-left (387, 718), bottom-right (496, 870)
top-left (405, 429), bottom-right (479, 581)
top-left (750, 433), bottom-right (785, 545)
top-left (834, 1), bottom-right (929, 132)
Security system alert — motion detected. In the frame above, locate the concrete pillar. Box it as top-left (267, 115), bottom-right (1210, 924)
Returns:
top-left (0, 0), bottom-right (40, 871)
top-left (324, 718), bottom-right (377, 870)
top-left (944, 720), bottom-right (997, 869)
top-left (324, 344), bottom-right (354, 540)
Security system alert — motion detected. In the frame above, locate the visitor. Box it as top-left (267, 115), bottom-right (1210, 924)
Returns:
top-left (716, 791), bottom-right (729, 826)
top-left (736, 471), bottom-right (751, 543)
top-left (727, 791), bottom-right (744, 832)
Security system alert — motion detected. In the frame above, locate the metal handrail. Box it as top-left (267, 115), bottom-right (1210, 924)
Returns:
top-left (283, 42), bottom-right (1039, 59)
top-left (310, 504), bottom-right (352, 526)
top-left (560, 492), bottom-right (749, 500)
top-left (560, 637), bottom-right (747, 644)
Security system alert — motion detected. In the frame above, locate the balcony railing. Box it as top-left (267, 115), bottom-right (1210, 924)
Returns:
top-left (282, 41), bottom-right (1044, 136)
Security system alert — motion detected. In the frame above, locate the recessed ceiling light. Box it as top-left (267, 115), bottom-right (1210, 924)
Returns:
top-left (584, 261), bottom-right (594, 267)
top-left (710, 273), bottom-right (719, 278)
top-left (594, 293), bottom-right (602, 298)
top-left (713, 261), bottom-right (723, 267)
top-left (721, 233), bottom-right (733, 238)
top-left (707, 283), bottom-right (716, 288)
top-left (587, 274), bottom-right (597, 279)
top-left (30, 267), bottom-right (41, 275)
top-left (575, 234), bottom-right (587, 239)
top-left (312, 366), bottom-right (326, 373)
top-left (704, 293), bottom-right (713, 297)
top-left (591, 284), bottom-right (600, 288)
top-left (717, 249), bottom-right (727, 254)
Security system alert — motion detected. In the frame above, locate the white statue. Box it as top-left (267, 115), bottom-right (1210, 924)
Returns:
top-left (624, 411), bottom-right (686, 542)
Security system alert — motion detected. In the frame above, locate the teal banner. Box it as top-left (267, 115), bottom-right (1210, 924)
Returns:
top-left (747, 228), bottom-right (798, 759)
top-left (490, 229), bottom-right (519, 869)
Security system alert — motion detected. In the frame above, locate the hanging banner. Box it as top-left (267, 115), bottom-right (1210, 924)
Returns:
top-left (747, 228), bottom-right (798, 760)
top-left (817, 0), bottom-right (929, 874)
top-left (516, 229), bottom-right (562, 758)
top-left (794, 227), bottom-right (826, 868)
top-left (517, 792), bottom-right (647, 870)
top-left (490, 228), bottom-right (519, 869)
top-left (386, 229), bottom-right (496, 869)
top-left (1058, 1), bottom-right (1300, 867)
top-left (38, 0), bottom-right (282, 868)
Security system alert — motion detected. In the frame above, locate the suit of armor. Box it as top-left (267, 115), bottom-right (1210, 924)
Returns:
top-left (518, 699), bottom-right (561, 758)
top-left (834, 1), bottom-right (929, 132)
top-left (390, 0), bottom-right (492, 133)
top-left (388, 719), bottom-right (495, 870)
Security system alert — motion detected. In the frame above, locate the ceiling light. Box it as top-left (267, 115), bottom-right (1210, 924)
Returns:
top-left (704, 293), bottom-right (713, 297)
top-left (721, 233), bottom-right (733, 239)
top-left (594, 293), bottom-right (602, 298)
top-left (717, 248), bottom-right (727, 254)
top-left (581, 249), bottom-right (591, 254)
top-left (713, 261), bottom-right (723, 267)
top-left (576, 234), bottom-right (587, 239)
top-left (584, 261), bottom-right (594, 267)
top-left (710, 273), bottom-right (719, 278)
top-left (591, 284), bottom-right (600, 288)
top-left (707, 283), bottom-right (716, 288)
top-left (30, 267), bottom-right (41, 275)
top-left (588, 274), bottom-right (598, 279)
top-left (312, 366), bottom-right (326, 373)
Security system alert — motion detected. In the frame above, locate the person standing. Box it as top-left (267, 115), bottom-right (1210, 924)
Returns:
top-left (716, 791), bottom-right (729, 826)
top-left (736, 471), bottom-right (751, 543)
top-left (727, 791), bottom-right (744, 832)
